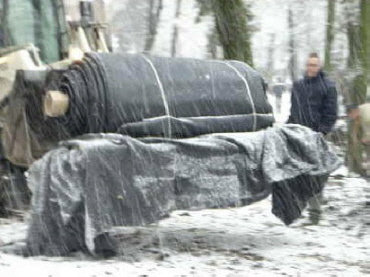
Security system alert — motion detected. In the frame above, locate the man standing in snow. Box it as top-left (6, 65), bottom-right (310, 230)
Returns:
top-left (288, 52), bottom-right (338, 225)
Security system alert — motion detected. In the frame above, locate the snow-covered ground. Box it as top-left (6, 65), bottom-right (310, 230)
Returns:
top-left (0, 171), bottom-right (369, 276)
top-left (1, 70), bottom-right (369, 276)
top-left (0, 2), bottom-right (367, 274)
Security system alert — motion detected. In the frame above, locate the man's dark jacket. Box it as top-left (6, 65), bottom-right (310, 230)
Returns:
top-left (288, 71), bottom-right (337, 135)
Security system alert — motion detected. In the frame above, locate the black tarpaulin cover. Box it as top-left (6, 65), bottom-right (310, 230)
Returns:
top-left (25, 125), bottom-right (340, 256)
top-left (4, 54), bottom-right (273, 167)
top-left (44, 53), bottom-right (273, 139)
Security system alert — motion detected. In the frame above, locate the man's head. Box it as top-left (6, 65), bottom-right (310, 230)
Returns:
top-left (306, 53), bottom-right (321, 78)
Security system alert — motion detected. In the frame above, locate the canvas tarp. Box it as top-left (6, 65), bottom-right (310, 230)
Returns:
top-left (24, 124), bottom-right (340, 256)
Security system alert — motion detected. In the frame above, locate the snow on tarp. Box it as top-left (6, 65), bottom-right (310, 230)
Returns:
top-left (24, 125), bottom-right (340, 256)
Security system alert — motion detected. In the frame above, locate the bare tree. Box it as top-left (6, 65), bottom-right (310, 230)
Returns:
top-left (266, 33), bottom-right (275, 77)
top-left (343, 0), bottom-right (368, 174)
top-left (288, 8), bottom-right (297, 81)
top-left (144, 0), bottom-right (163, 53)
top-left (195, 0), bottom-right (220, 59)
top-left (0, 0), bottom-right (13, 47)
top-left (324, 0), bottom-right (336, 72)
top-left (360, 0), bottom-right (370, 99)
top-left (171, 0), bottom-right (182, 57)
top-left (212, 0), bottom-right (253, 66)
top-left (345, 0), bottom-right (367, 105)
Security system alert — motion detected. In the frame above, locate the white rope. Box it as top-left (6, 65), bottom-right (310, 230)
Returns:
top-left (141, 55), bottom-right (172, 137)
top-left (215, 60), bottom-right (257, 131)
top-left (142, 113), bottom-right (273, 121)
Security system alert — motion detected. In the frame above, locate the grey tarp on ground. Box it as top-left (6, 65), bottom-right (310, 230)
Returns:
top-left (25, 125), bottom-right (340, 256)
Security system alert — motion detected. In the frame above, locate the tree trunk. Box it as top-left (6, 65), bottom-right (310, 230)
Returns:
top-left (212, 0), bottom-right (253, 66)
top-left (360, 0), bottom-right (370, 100)
top-left (267, 34), bottom-right (275, 76)
top-left (346, 0), bottom-right (370, 104)
top-left (288, 8), bottom-right (297, 82)
top-left (346, 0), bottom-right (368, 174)
top-left (347, 22), bottom-right (361, 70)
top-left (0, 0), bottom-right (13, 47)
top-left (207, 26), bottom-right (219, 59)
top-left (171, 0), bottom-right (182, 57)
top-left (324, 0), bottom-right (336, 72)
top-left (144, 0), bottom-right (163, 53)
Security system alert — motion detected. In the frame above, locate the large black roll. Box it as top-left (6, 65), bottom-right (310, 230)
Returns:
top-left (45, 53), bottom-right (273, 138)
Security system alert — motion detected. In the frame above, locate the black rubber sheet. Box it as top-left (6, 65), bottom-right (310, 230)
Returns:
top-left (3, 54), bottom-right (273, 167)
top-left (46, 53), bottom-right (273, 138)
top-left (25, 125), bottom-right (340, 256)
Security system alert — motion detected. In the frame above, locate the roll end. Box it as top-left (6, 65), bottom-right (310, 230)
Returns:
top-left (43, 91), bottom-right (70, 117)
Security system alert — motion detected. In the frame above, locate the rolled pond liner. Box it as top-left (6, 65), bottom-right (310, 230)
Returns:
top-left (117, 114), bottom-right (274, 138)
top-left (23, 70), bottom-right (69, 141)
top-left (41, 53), bottom-right (273, 139)
top-left (43, 91), bottom-right (70, 117)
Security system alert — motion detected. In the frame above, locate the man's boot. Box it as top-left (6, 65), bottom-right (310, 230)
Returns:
top-left (304, 195), bottom-right (322, 225)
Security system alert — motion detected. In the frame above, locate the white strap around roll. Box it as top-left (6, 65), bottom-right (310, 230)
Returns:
top-left (217, 60), bottom-right (257, 131)
top-left (140, 55), bottom-right (172, 137)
